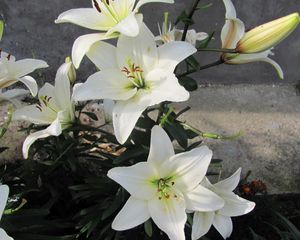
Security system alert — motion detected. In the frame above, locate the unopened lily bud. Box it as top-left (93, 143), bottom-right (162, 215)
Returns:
top-left (65, 56), bottom-right (76, 82)
top-left (237, 13), bottom-right (300, 53)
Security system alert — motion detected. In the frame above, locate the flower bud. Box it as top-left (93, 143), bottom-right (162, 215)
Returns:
top-left (236, 13), bottom-right (300, 53)
top-left (0, 20), bottom-right (4, 40)
top-left (65, 56), bottom-right (76, 83)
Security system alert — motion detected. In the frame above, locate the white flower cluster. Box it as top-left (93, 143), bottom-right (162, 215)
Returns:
top-left (1, 0), bottom-right (299, 239)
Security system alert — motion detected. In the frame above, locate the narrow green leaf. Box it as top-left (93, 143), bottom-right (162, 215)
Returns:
top-left (144, 219), bottom-right (153, 237)
top-left (0, 20), bottom-right (4, 40)
top-left (179, 76), bottom-right (198, 92)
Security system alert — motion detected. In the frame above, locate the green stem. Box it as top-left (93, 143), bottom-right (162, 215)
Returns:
top-left (181, 0), bottom-right (202, 41)
top-left (181, 122), bottom-right (244, 140)
top-left (159, 107), bottom-right (174, 127)
top-left (178, 59), bottom-right (224, 77)
top-left (197, 48), bottom-right (237, 53)
top-left (4, 198), bottom-right (27, 215)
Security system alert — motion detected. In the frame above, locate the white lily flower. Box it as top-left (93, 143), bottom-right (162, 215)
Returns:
top-left (108, 126), bottom-right (224, 240)
top-left (73, 20), bottom-right (196, 144)
top-left (156, 13), bottom-right (208, 46)
top-left (0, 89), bottom-right (29, 107)
top-left (192, 168), bottom-right (255, 240)
top-left (13, 63), bottom-right (75, 159)
top-left (0, 51), bottom-right (48, 96)
top-left (55, 0), bottom-right (174, 68)
top-left (221, 0), bottom-right (284, 79)
top-left (0, 185), bottom-right (13, 240)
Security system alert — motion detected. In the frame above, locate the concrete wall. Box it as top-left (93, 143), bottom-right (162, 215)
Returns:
top-left (0, 0), bottom-right (299, 85)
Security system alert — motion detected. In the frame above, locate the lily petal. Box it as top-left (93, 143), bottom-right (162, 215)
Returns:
top-left (221, 18), bottom-right (245, 49)
top-left (112, 197), bottom-right (150, 231)
top-left (106, 13), bottom-right (139, 37)
top-left (55, 8), bottom-right (114, 31)
top-left (87, 41), bottom-right (118, 70)
top-left (0, 185), bottom-right (9, 218)
top-left (225, 50), bottom-right (284, 79)
top-left (214, 168), bottom-right (241, 192)
top-left (223, 0), bottom-right (237, 19)
top-left (117, 19), bottom-right (158, 74)
top-left (13, 104), bottom-right (55, 125)
top-left (72, 33), bottom-right (118, 68)
top-left (112, 99), bottom-right (147, 144)
top-left (185, 185), bottom-right (224, 212)
top-left (160, 146), bottom-right (213, 192)
top-left (135, 0), bottom-right (174, 11)
top-left (192, 212), bottom-right (215, 240)
top-left (9, 59), bottom-right (48, 78)
top-left (72, 69), bottom-right (137, 102)
top-left (148, 196), bottom-right (186, 240)
top-left (218, 193), bottom-right (255, 217)
top-left (213, 214), bottom-right (233, 239)
top-left (158, 41), bottom-right (197, 74)
top-left (22, 112), bottom-right (63, 159)
top-left (107, 162), bottom-right (158, 200)
top-left (54, 63), bottom-right (71, 110)
top-left (0, 229), bottom-right (13, 240)
top-left (18, 76), bottom-right (38, 96)
top-left (147, 126), bottom-right (175, 169)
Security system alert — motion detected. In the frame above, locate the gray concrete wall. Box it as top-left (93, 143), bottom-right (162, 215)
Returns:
top-left (0, 0), bottom-right (299, 85)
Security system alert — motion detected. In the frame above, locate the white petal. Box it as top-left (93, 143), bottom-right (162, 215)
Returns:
top-left (107, 162), bottom-right (158, 200)
top-left (192, 212), bottom-right (215, 240)
top-left (0, 228), bottom-right (13, 240)
top-left (213, 214), bottom-right (233, 239)
top-left (185, 185), bottom-right (224, 212)
top-left (112, 197), bottom-right (150, 231)
top-left (1, 89), bottom-right (28, 99)
top-left (18, 76), bottom-right (38, 96)
top-left (225, 50), bottom-right (284, 79)
top-left (218, 193), bottom-right (255, 217)
top-left (260, 57), bottom-right (284, 80)
top-left (135, 0), bottom-right (174, 11)
top-left (72, 33), bottom-right (118, 68)
top-left (147, 126), bottom-right (175, 169)
top-left (13, 105), bottom-right (54, 125)
top-left (22, 113), bottom-right (63, 159)
top-left (117, 19), bottom-right (158, 73)
top-left (0, 185), bottom-right (9, 218)
top-left (9, 59), bottom-right (48, 78)
top-left (196, 32), bottom-right (209, 41)
top-left (86, 41), bottom-right (118, 70)
top-left (72, 70), bottom-right (137, 102)
top-left (112, 99), bottom-right (146, 144)
top-left (214, 168), bottom-right (241, 192)
top-left (223, 0), bottom-right (237, 19)
top-left (221, 18), bottom-right (245, 49)
top-left (54, 63), bottom-right (72, 110)
top-left (55, 8), bottom-right (115, 30)
top-left (158, 41), bottom-right (196, 74)
top-left (103, 99), bottom-right (114, 123)
top-left (106, 13), bottom-right (139, 37)
top-left (149, 72), bottom-right (190, 103)
top-left (160, 146), bottom-right (213, 192)
top-left (148, 196), bottom-right (186, 240)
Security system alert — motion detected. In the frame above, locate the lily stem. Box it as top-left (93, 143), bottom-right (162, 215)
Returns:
top-left (181, 122), bottom-right (244, 140)
top-left (197, 48), bottom-right (237, 53)
top-left (181, 0), bottom-right (202, 41)
top-left (178, 59), bottom-right (224, 77)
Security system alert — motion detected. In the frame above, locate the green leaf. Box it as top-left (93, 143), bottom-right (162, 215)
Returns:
top-left (186, 55), bottom-right (199, 70)
top-left (274, 211), bottom-right (300, 239)
top-left (0, 20), bottom-right (4, 40)
top-left (197, 32), bottom-right (215, 49)
top-left (144, 219), bottom-right (153, 237)
top-left (179, 76), bottom-right (198, 92)
top-left (196, 3), bottom-right (213, 10)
